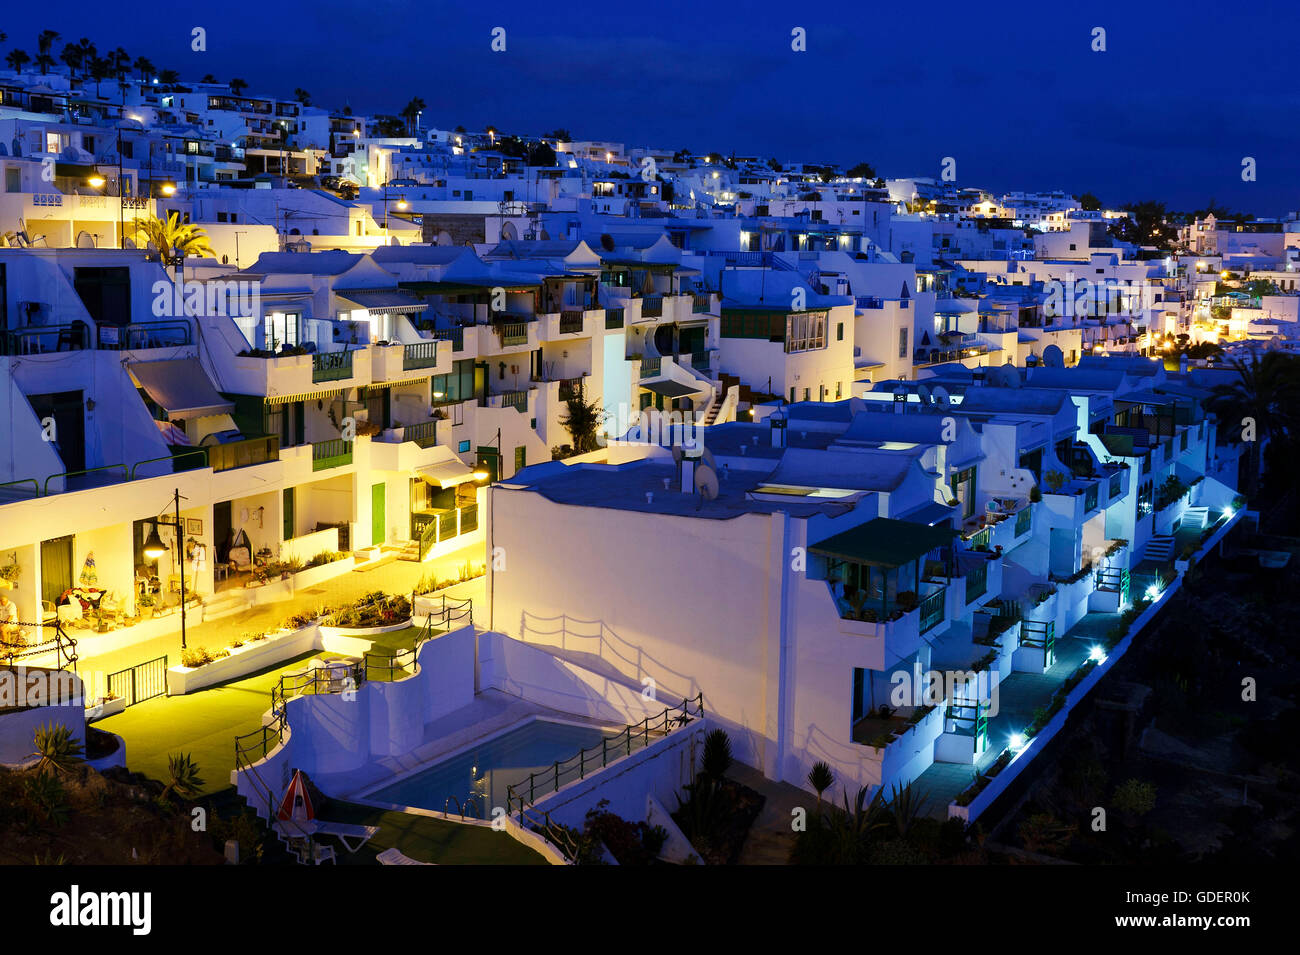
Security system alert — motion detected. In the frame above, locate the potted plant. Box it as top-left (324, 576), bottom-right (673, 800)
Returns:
top-left (0, 557), bottom-right (20, 586)
top-left (137, 593), bottom-right (156, 617)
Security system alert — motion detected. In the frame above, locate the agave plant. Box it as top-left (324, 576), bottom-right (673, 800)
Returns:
top-left (700, 728), bottom-right (732, 782)
top-left (887, 782), bottom-right (931, 839)
top-left (128, 213), bottom-right (216, 268)
top-left (31, 723), bottom-right (84, 775)
top-left (25, 772), bottom-right (71, 827)
top-left (807, 761), bottom-right (835, 811)
top-left (161, 753), bottom-right (205, 801)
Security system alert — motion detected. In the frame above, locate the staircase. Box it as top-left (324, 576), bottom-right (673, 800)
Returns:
top-left (702, 392), bottom-right (725, 426)
top-left (355, 545), bottom-right (403, 570)
top-left (203, 589), bottom-right (250, 622)
top-left (1144, 536), bottom-right (1176, 561)
top-left (396, 540), bottom-right (421, 562)
top-left (1180, 506), bottom-right (1210, 531)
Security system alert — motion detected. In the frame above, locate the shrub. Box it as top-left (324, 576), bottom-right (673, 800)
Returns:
top-left (1113, 778), bottom-right (1157, 817)
top-left (581, 800), bottom-right (667, 865)
top-left (701, 729), bottom-right (733, 781)
top-left (304, 550), bottom-right (347, 569)
top-left (32, 723), bottom-right (84, 775)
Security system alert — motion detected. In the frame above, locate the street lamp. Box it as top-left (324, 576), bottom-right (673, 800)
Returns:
top-left (144, 488), bottom-right (191, 649)
top-left (160, 182), bottom-right (176, 197)
top-left (87, 175), bottom-right (106, 189)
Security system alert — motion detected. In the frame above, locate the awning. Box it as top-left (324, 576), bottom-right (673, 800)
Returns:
top-left (641, 380), bottom-right (704, 399)
top-left (337, 289), bottom-right (429, 313)
top-left (265, 389), bottom-right (343, 405)
top-left (414, 458), bottom-right (479, 489)
top-left (810, 518), bottom-right (956, 568)
top-left (129, 358), bottom-right (234, 419)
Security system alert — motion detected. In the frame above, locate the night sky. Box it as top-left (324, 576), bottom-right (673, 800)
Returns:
top-left (4, 0), bottom-right (1296, 214)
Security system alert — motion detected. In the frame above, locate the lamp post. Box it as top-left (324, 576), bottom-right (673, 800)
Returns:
top-left (143, 488), bottom-right (189, 649)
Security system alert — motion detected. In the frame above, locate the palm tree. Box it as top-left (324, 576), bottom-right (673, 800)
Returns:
top-left (400, 96), bottom-right (426, 135)
top-left (294, 87), bottom-right (311, 106)
top-left (34, 52), bottom-right (55, 75)
top-left (1206, 350), bottom-right (1300, 496)
top-left (157, 68), bottom-right (179, 88)
top-left (75, 38), bottom-right (96, 79)
top-left (161, 753), bottom-right (204, 801)
top-left (36, 29), bottom-right (59, 73)
top-left (5, 49), bottom-right (31, 74)
top-left (110, 46), bottom-right (130, 80)
top-left (808, 761), bottom-right (834, 810)
top-left (130, 213), bottom-right (216, 268)
top-left (88, 55), bottom-right (112, 96)
top-left (559, 384), bottom-right (608, 453)
top-left (59, 42), bottom-right (84, 78)
top-left (229, 77), bottom-right (248, 97)
top-left (30, 723), bottom-right (84, 775)
top-left (201, 73), bottom-right (217, 84)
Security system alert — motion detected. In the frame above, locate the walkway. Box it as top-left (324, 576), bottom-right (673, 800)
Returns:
top-left (914, 610), bottom-right (1120, 816)
top-left (729, 762), bottom-right (809, 865)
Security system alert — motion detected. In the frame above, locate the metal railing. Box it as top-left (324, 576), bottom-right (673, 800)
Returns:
top-left (1020, 619), bottom-right (1056, 664)
top-left (1015, 506), bottom-right (1032, 537)
top-left (965, 561), bottom-right (989, 604)
top-left (639, 356), bottom-right (661, 378)
top-left (557, 377), bottom-right (584, 402)
top-left (604, 308), bottom-right (624, 329)
top-left (311, 349), bottom-right (353, 382)
top-left (311, 439), bottom-right (353, 471)
top-left (0, 620), bottom-right (78, 675)
top-left (558, 311), bottom-right (585, 334)
top-left (128, 449), bottom-right (208, 480)
top-left (506, 693), bottom-right (704, 818)
top-left (402, 340), bottom-right (439, 370)
top-left (430, 327), bottom-right (464, 351)
top-left (919, 588), bottom-right (946, 634)
top-left (97, 321), bottom-right (192, 350)
top-left (692, 294), bottom-right (711, 314)
top-left (496, 390), bottom-right (529, 413)
top-left (401, 419), bottom-right (438, 448)
top-left (209, 435), bottom-right (280, 472)
top-left (2, 323), bottom-right (90, 355)
top-left (44, 464), bottom-right (128, 495)
top-left (640, 295), bottom-right (664, 318)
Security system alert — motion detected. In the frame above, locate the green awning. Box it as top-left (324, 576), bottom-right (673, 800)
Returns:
top-left (641, 380), bottom-right (703, 399)
top-left (810, 518), bottom-right (956, 568)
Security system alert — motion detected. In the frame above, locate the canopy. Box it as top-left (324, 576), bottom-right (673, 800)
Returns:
top-left (810, 518), bottom-right (956, 568)
top-left (337, 289), bottom-right (429, 313)
top-left (414, 457), bottom-right (479, 489)
top-left (276, 769), bottom-right (315, 823)
top-left (641, 380), bottom-right (703, 399)
top-left (129, 358), bottom-right (234, 419)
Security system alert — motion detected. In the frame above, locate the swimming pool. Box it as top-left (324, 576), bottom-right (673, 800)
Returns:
top-left (367, 720), bottom-right (614, 817)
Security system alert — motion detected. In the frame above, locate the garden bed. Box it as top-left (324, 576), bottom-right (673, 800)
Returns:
top-left (671, 778), bottom-right (765, 865)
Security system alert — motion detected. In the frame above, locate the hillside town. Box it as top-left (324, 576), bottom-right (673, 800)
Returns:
top-left (0, 32), bottom-right (1296, 873)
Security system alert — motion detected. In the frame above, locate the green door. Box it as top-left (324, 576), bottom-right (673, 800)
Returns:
top-left (282, 488), bottom-right (295, 541)
top-left (40, 535), bottom-right (74, 605)
top-left (371, 482), bottom-right (386, 545)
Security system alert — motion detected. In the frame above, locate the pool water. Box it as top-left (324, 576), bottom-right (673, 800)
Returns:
top-left (369, 720), bottom-right (613, 817)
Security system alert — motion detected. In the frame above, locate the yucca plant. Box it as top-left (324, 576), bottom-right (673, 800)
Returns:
top-left (700, 728), bottom-right (732, 782)
top-left (31, 723), bottom-right (84, 775)
top-left (128, 213), bottom-right (216, 268)
top-left (808, 761), bottom-right (834, 811)
top-left (161, 753), bottom-right (205, 801)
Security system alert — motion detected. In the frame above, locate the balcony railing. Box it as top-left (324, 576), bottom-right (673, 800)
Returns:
top-left (2, 323), bottom-right (90, 355)
top-left (97, 321), bottom-right (192, 350)
top-left (496, 390), bottom-right (529, 413)
top-left (430, 327), bottom-right (464, 351)
top-left (1084, 483), bottom-right (1099, 513)
top-left (312, 349), bottom-right (353, 382)
top-left (919, 588), bottom-right (947, 634)
top-left (208, 435), bottom-right (280, 473)
top-left (692, 294), bottom-right (711, 314)
top-left (311, 439), bottom-right (353, 471)
top-left (557, 377), bottom-right (585, 402)
top-left (1109, 471), bottom-right (1122, 501)
top-left (402, 340), bottom-right (439, 370)
top-left (640, 356), bottom-right (661, 378)
top-left (402, 419), bottom-right (438, 448)
top-left (496, 322), bottom-right (529, 346)
top-left (605, 308), bottom-right (625, 329)
top-left (965, 562), bottom-right (989, 604)
top-left (411, 503), bottom-right (479, 560)
top-left (640, 295), bottom-right (664, 318)
top-left (691, 351), bottom-right (713, 371)
top-left (1015, 506), bottom-right (1032, 537)
top-left (558, 311), bottom-right (585, 334)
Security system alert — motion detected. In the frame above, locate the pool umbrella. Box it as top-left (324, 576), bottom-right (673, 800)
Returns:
top-left (79, 552), bottom-right (97, 587)
top-left (276, 769), bottom-right (315, 823)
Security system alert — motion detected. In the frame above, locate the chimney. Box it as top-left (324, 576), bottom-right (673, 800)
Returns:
top-left (681, 441), bottom-right (703, 493)
top-left (770, 412), bottom-right (787, 447)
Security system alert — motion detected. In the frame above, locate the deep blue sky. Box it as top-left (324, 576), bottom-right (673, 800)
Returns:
top-left (4, 0), bottom-right (1296, 214)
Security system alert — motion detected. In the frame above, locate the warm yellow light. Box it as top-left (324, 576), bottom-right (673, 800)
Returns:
top-left (88, 176), bottom-right (106, 188)
top-left (1221, 271), bottom-right (1229, 279)
top-left (397, 198), bottom-right (408, 210)
top-left (161, 183), bottom-right (176, 196)
top-left (471, 470), bottom-right (490, 481)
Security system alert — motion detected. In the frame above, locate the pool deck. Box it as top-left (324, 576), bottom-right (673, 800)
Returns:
top-left (322, 689), bottom-right (614, 801)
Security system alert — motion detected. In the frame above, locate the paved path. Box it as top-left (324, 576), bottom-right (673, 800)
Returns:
top-left (729, 762), bottom-right (810, 865)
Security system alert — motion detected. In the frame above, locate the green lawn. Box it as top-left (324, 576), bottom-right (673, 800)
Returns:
top-left (325, 801), bottom-right (547, 865)
top-left (95, 650), bottom-right (342, 795)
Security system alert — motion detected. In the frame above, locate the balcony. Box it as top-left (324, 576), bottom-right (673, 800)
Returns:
top-left (639, 356), bottom-right (661, 378)
top-left (692, 294), bottom-right (712, 314)
top-left (488, 389), bottom-right (530, 413)
top-left (496, 322), bottom-right (529, 347)
top-left (558, 311), bottom-right (586, 335)
top-left (97, 321), bottom-right (192, 350)
top-left (640, 295), bottom-right (664, 318)
top-left (311, 439), bottom-right (353, 471)
top-left (397, 419), bottom-right (438, 448)
top-left (312, 349), bottom-right (354, 383)
top-left (557, 377), bottom-right (586, 402)
top-left (208, 435), bottom-right (280, 473)
top-left (411, 503), bottom-right (479, 559)
top-left (605, 308), bottom-right (625, 329)
top-left (430, 327), bottom-right (464, 352)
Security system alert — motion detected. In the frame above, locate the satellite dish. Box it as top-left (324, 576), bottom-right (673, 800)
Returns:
top-left (695, 464), bottom-right (719, 501)
top-left (1042, 344), bottom-right (1065, 368)
top-left (75, 231), bottom-right (96, 248)
top-left (701, 447), bottom-right (717, 474)
top-left (501, 221), bottom-right (518, 241)
top-left (436, 230), bottom-right (453, 246)
top-left (932, 385), bottom-right (950, 407)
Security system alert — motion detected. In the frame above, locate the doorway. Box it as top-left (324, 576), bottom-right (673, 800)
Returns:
top-left (371, 482), bottom-right (386, 545)
top-left (40, 535), bottom-right (74, 605)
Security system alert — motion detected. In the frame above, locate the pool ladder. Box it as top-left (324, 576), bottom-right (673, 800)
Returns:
top-left (443, 795), bottom-right (481, 820)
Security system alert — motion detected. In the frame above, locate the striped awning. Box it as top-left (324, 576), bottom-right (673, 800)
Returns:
top-left (265, 389), bottom-right (343, 405)
top-left (414, 458), bottom-right (478, 489)
top-left (337, 289), bottom-right (428, 313)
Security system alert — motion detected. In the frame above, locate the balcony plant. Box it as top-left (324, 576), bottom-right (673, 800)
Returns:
top-left (896, 591), bottom-right (919, 613)
top-left (1044, 469), bottom-right (1068, 494)
top-left (0, 557), bottom-right (20, 585)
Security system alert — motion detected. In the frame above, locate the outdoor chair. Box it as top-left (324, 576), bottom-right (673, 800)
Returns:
top-left (229, 547), bottom-right (252, 573)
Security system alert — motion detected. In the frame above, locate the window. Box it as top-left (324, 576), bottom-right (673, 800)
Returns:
top-left (264, 312), bottom-right (300, 349)
top-left (785, 311), bottom-right (827, 353)
top-left (458, 440), bottom-right (471, 453)
top-left (899, 327), bottom-right (909, 358)
top-left (836, 322), bottom-right (844, 341)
